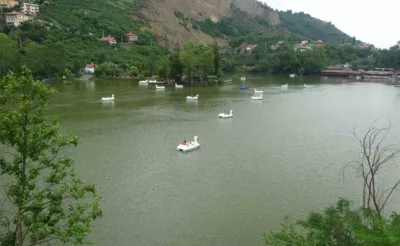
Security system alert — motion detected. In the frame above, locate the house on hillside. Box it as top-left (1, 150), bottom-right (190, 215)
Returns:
top-left (5, 12), bottom-right (29, 27)
top-left (293, 43), bottom-right (311, 52)
top-left (245, 44), bottom-right (257, 53)
top-left (301, 40), bottom-right (308, 45)
top-left (314, 40), bottom-right (325, 47)
top-left (271, 41), bottom-right (284, 50)
top-left (21, 2), bottom-right (39, 15)
top-left (359, 43), bottom-right (372, 49)
top-left (100, 36), bottom-right (117, 45)
top-left (85, 63), bottom-right (98, 74)
top-left (125, 32), bottom-right (138, 43)
top-left (271, 44), bottom-right (279, 50)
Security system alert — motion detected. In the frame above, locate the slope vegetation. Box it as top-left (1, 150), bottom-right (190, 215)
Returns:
top-left (278, 11), bottom-right (352, 45)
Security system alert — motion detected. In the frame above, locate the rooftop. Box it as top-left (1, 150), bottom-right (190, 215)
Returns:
top-left (86, 63), bottom-right (98, 68)
top-left (101, 36), bottom-right (116, 41)
top-left (6, 11), bottom-right (24, 15)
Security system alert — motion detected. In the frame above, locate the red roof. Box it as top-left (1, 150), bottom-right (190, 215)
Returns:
top-left (314, 40), bottom-right (325, 44)
top-left (86, 63), bottom-right (98, 68)
top-left (126, 32), bottom-right (137, 37)
top-left (6, 11), bottom-right (23, 15)
top-left (100, 36), bottom-right (116, 41)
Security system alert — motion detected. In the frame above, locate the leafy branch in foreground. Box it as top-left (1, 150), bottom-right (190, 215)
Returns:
top-left (0, 67), bottom-right (102, 246)
top-left (264, 199), bottom-right (400, 246)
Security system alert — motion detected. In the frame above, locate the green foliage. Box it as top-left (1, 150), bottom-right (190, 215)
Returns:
top-left (0, 0), bottom-right (160, 78)
top-left (179, 42), bottom-right (215, 82)
top-left (196, 8), bottom-right (275, 42)
top-left (1, 0), bottom-right (398, 79)
top-left (213, 44), bottom-right (223, 77)
top-left (264, 199), bottom-right (400, 246)
top-left (156, 56), bottom-right (171, 79)
top-left (237, 43), bottom-right (328, 75)
top-left (23, 41), bottom-right (67, 77)
top-left (278, 11), bottom-right (352, 45)
top-left (38, 0), bottom-right (147, 38)
top-left (374, 45), bottom-right (400, 68)
top-left (174, 11), bottom-right (185, 22)
top-left (64, 68), bottom-right (75, 80)
top-left (168, 52), bottom-right (183, 81)
top-left (0, 33), bottom-right (20, 77)
top-left (0, 67), bottom-right (102, 245)
top-left (94, 62), bottom-right (122, 77)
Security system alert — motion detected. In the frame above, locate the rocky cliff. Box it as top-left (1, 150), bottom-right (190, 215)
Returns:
top-left (142, 0), bottom-right (280, 47)
top-left (232, 0), bottom-right (280, 26)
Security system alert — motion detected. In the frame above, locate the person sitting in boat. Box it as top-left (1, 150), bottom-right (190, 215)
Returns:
top-left (181, 140), bottom-right (187, 145)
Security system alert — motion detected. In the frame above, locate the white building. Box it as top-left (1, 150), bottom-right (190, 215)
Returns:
top-left (21, 3), bottom-right (39, 15)
top-left (84, 63), bottom-right (98, 74)
top-left (5, 12), bottom-right (29, 27)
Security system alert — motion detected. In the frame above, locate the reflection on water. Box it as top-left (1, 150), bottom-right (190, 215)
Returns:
top-left (85, 81), bottom-right (95, 91)
top-left (186, 100), bottom-right (199, 105)
top-left (101, 100), bottom-right (115, 108)
top-left (155, 90), bottom-right (165, 96)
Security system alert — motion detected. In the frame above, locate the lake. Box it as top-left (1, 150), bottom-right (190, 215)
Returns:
top-left (48, 75), bottom-right (400, 246)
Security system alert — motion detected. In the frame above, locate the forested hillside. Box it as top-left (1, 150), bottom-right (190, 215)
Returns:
top-left (278, 10), bottom-right (353, 45)
top-left (0, 0), bottom-right (399, 80)
top-left (38, 0), bottom-right (148, 39)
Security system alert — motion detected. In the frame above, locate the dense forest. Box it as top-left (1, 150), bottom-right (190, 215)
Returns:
top-left (231, 42), bottom-right (400, 75)
top-left (0, 0), bottom-right (399, 80)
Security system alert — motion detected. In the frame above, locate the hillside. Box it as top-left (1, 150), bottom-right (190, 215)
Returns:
top-left (37, 0), bottom-right (148, 39)
top-left (33, 0), bottom-right (353, 48)
top-left (141, 0), bottom-right (282, 48)
top-left (278, 10), bottom-right (353, 45)
top-left (0, 0), bottom-right (377, 80)
top-left (142, 0), bottom-right (351, 47)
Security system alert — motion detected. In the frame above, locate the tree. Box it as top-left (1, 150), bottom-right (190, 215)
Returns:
top-left (213, 44), bottom-right (223, 77)
top-left (343, 122), bottom-right (400, 215)
top-left (169, 52), bottom-right (183, 81)
top-left (63, 68), bottom-right (75, 81)
top-left (24, 42), bottom-right (67, 77)
top-left (179, 43), bottom-right (199, 83)
top-left (127, 66), bottom-right (139, 77)
top-left (0, 67), bottom-right (102, 246)
top-left (0, 34), bottom-right (20, 77)
top-left (198, 46), bottom-right (215, 77)
top-left (156, 56), bottom-right (171, 79)
top-left (94, 62), bottom-right (121, 77)
top-left (264, 199), bottom-right (400, 245)
top-left (146, 51), bottom-right (157, 76)
top-left (264, 123), bottom-right (400, 245)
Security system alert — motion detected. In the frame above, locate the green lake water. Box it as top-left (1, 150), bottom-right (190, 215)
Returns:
top-left (46, 75), bottom-right (400, 245)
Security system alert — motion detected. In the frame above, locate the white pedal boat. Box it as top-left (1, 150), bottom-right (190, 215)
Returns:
top-left (218, 110), bottom-right (233, 119)
top-left (186, 94), bottom-right (198, 100)
top-left (101, 94), bottom-right (115, 101)
top-left (251, 94), bottom-right (263, 100)
top-left (177, 136), bottom-right (200, 152)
